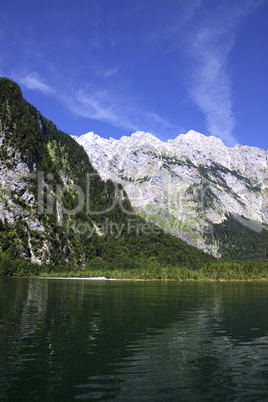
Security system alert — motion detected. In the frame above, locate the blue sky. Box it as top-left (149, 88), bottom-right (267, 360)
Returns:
top-left (0, 0), bottom-right (267, 149)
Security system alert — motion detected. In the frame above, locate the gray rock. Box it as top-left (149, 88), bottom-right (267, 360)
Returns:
top-left (74, 130), bottom-right (268, 256)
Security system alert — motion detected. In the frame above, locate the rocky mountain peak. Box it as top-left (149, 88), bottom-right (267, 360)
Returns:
top-left (74, 129), bottom-right (268, 256)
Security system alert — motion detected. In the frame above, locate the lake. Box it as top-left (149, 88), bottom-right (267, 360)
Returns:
top-left (0, 278), bottom-right (268, 401)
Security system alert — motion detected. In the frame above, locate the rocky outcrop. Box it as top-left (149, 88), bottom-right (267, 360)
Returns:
top-left (0, 134), bottom-right (49, 263)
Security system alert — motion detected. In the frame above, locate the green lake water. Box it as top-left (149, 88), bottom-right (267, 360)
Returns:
top-left (0, 278), bottom-right (268, 401)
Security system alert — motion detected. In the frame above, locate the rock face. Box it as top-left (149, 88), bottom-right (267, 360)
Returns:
top-left (74, 130), bottom-right (268, 256)
top-left (0, 132), bottom-right (47, 264)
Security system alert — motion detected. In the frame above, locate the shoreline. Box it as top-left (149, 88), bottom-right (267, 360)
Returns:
top-left (26, 276), bottom-right (268, 282)
top-left (39, 276), bottom-right (118, 281)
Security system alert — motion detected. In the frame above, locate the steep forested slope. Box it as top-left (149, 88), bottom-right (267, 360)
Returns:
top-left (205, 214), bottom-right (268, 260)
top-left (0, 78), bottom-right (214, 276)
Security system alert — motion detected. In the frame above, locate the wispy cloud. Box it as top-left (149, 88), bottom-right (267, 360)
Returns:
top-left (72, 88), bottom-right (179, 137)
top-left (73, 88), bottom-right (137, 131)
top-left (91, 22), bottom-right (102, 49)
top-left (17, 68), bottom-right (181, 139)
top-left (96, 67), bottom-right (118, 78)
top-left (184, 0), bottom-right (267, 145)
top-left (143, 0), bottom-right (203, 52)
top-left (140, 112), bottom-right (183, 139)
top-left (18, 72), bottom-right (55, 95)
top-left (188, 24), bottom-right (236, 145)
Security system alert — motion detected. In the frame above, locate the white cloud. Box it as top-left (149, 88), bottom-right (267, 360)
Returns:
top-left (19, 72), bottom-right (54, 95)
top-left (188, 26), bottom-right (237, 145)
top-left (97, 68), bottom-right (118, 78)
top-left (91, 23), bottom-right (102, 49)
top-left (16, 70), bottom-right (177, 137)
top-left (140, 112), bottom-right (184, 139)
top-left (184, 0), bottom-right (267, 146)
top-left (65, 86), bottom-right (179, 138)
top-left (73, 89), bottom-right (138, 131)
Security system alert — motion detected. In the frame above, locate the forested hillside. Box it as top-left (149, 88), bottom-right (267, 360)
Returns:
top-left (205, 214), bottom-right (268, 260)
top-left (0, 77), bottom-right (215, 276)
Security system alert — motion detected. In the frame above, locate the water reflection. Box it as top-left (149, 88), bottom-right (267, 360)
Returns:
top-left (75, 283), bottom-right (268, 401)
top-left (0, 279), bottom-right (268, 401)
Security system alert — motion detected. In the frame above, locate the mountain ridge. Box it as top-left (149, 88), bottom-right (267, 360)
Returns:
top-left (74, 129), bottom-right (268, 257)
top-left (76, 129), bottom-right (267, 150)
top-left (74, 130), bottom-right (268, 183)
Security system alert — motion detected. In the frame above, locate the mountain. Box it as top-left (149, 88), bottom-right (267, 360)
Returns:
top-left (73, 130), bottom-right (268, 259)
top-left (0, 77), bottom-right (214, 276)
